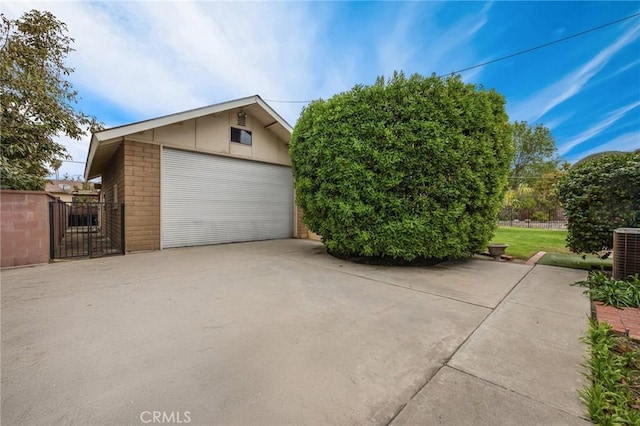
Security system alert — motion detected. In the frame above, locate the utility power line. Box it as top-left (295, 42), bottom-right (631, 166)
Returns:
top-left (264, 12), bottom-right (640, 104)
top-left (436, 11), bottom-right (640, 78)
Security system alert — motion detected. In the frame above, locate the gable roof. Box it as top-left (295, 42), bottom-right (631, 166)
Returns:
top-left (45, 180), bottom-right (83, 194)
top-left (84, 95), bottom-right (292, 180)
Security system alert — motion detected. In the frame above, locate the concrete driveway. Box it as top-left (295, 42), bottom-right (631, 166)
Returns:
top-left (2, 239), bottom-right (589, 425)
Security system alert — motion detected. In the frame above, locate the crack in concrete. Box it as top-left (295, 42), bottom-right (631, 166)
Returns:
top-left (384, 265), bottom-right (537, 426)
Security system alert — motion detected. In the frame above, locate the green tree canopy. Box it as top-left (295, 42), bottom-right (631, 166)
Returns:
top-left (1, 10), bottom-right (98, 190)
top-left (510, 121), bottom-right (558, 189)
top-left (557, 152), bottom-right (640, 254)
top-left (290, 72), bottom-right (514, 262)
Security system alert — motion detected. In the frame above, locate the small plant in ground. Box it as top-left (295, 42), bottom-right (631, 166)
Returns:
top-left (574, 272), bottom-right (640, 308)
top-left (580, 320), bottom-right (640, 424)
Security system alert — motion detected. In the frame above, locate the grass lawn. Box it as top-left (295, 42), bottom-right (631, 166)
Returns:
top-left (490, 227), bottom-right (570, 260)
top-left (537, 252), bottom-right (612, 271)
top-left (489, 226), bottom-right (613, 270)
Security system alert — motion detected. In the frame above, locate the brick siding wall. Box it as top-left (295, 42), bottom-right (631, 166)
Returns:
top-left (101, 143), bottom-right (125, 246)
top-left (123, 140), bottom-right (160, 251)
top-left (296, 206), bottom-right (309, 239)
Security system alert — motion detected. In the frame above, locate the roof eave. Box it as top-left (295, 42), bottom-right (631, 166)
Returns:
top-left (84, 134), bottom-right (99, 181)
top-left (84, 95), bottom-right (293, 180)
top-left (254, 95), bottom-right (293, 134)
top-left (93, 95), bottom-right (263, 142)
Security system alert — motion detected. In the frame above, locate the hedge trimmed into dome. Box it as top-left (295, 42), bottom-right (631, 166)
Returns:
top-left (290, 72), bottom-right (514, 261)
top-left (557, 152), bottom-right (640, 255)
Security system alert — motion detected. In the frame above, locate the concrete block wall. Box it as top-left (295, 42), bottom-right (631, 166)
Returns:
top-left (296, 206), bottom-right (309, 239)
top-left (1, 191), bottom-right (56, 267)
top-left (101, 143), bottom-right (125, 245)
top-left (123, 140), bottom-right (160, 251)
top-left (295, 206), bottom-right (322, 241)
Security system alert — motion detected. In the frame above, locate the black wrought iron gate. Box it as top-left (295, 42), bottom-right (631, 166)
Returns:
top-left (49, 201), bottom-right (125, 259)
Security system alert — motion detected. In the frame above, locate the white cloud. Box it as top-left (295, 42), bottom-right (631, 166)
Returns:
top-left (48, 134), bottom-right (90, 180)
top-left (542, 113), bottom-right (573, 131)
top-left (554, 27), bottom-right (567, 37)
top-left (5, 2), bottom-right (637, 178)
top-left (4, 1), bottom-right (329, 120)
top-left (376, 2), bottom-right (491, 78)
top-left (573, 131), bottom-right (640, 160)
top-left (4, 1), bottom-right (331, 177)
top-left (604, 58), bottom-right (640, 81)
top-left (4, 2), bottom-right (207, 116)
top-left (559, 100), bottom-right (640, 155)
top-left (510, 23), bottom-right (640, 122)
top-left (376, 3), bottom-right (436, 75)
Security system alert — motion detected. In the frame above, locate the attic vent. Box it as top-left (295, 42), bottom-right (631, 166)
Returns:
top-left (613, 228), bottom-right (640, 280)
top-left (237, 111), bottom-right (247, 126)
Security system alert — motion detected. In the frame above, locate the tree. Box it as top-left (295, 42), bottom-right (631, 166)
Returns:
top-left (510, 121), bottom-right (558, 189)
top-left (529, 169), bottom-right (565, 220)
top-left (0, 10), bottom-right (98, 190)
top-left (500, 168), bottom-right (566, 223)
top-left (503, 184), bottom-right (536, 211)
top-left (557, 152), bottom-right (640, 255)
top-left (290, 72), bottom-right (514, 262)
top-left (72, 181), bottom-right (97, 204)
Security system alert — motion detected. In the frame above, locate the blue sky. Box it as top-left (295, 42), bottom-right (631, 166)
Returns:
top-left (5, 1), bottom-right (640, 179)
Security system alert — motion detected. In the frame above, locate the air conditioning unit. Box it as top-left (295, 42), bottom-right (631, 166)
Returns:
top-left (613, 228), bottom-right (640, 280)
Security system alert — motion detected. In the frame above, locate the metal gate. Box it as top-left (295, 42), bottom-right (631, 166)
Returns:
top-left (49, 201), bottom-right (125, 259)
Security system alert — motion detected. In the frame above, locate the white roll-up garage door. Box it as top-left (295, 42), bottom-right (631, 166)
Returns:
top-left (162, 148), bottom-right (293, 248)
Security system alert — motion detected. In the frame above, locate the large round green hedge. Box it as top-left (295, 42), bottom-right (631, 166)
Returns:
top-left (290, 72), bottom-right (514, 261)
top-left (557, 152), bottom-right (640, 255)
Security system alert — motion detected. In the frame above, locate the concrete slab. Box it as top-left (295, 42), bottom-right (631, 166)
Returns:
top-left (481, 301), bottom-right (588, 349)
top-left (508, 265), bottom-right (588, 316)
top-left (448, 325), bottom-right (586, 417)
top-left (276, 239), bottom-right (388, 276)
top-left (1, 241), bottom-right (591, 425)
top-left (2, 239), bottom-right (491, 426)
top-left (391, 367), bottom-right (590, 426)
top-left (365, 258), bottom-right (532, 308)
top-left (449, 265), bottom-right (590, 418)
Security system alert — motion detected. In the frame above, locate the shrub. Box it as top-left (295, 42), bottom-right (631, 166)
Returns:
top-left (574, 271), bottom-right (640, 308)
top-left (557, 152), bottom-right (640, 254)
top-left (290, 72), bottom-right (514, 261)
top-left (579, 320), bottom-right (640, 424)
top-left (531, 210), bottom-right (550, 222)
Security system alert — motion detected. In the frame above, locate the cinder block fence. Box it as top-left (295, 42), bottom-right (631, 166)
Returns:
top-left (1, 190), bottom-right (57, 268)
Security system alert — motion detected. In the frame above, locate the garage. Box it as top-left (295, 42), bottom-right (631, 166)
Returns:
top-left (161, 148), bottom-right (294, 248)
top-left (85, 95), bottom-right (306, 253)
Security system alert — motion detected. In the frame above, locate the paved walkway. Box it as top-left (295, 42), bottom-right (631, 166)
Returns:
top-left (2, 240), bottom-right (591, 425)
top-left (392, 264), bottom-right (591, 425)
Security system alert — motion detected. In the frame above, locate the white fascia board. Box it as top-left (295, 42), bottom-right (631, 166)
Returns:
top-left (85, 95), bottom-right (293, 179)
top-left (94, 96), bottom-right (260, 142)
top-left (255, 96), bottom-right (293, 134)
top-left (84, 134), bottom-right (99, 181)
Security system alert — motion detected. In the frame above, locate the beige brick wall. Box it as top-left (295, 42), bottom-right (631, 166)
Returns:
top-left (123, 140), bottom-right (160, 252)
top-left (101, 143), bottom-right (125, 246)
top-left (296, 206), bottom-right (309, 239)
top-left (296, 206), bottom-right (321, 241)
